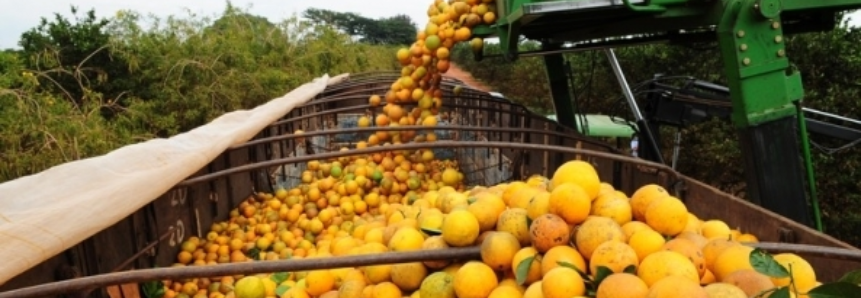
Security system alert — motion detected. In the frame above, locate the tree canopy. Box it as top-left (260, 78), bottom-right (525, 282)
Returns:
top-left (302, 8), bottom-right (417, 46)
top-left (18, 6), bottom-right (131, 110)
top-left (0, 4), bottom-right (397, 180)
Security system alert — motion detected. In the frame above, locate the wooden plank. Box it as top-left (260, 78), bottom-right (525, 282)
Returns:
top-left (120, 283), bottom-right (140, 298)
top-left (106, 285), bottom-right (122, 298)
top-left (106, 283), bottom-right (141, 298)
top-left (0, 254), bottom-right (69, 295)
top-left (90, 212), bottom-right (138, 275)
top-left (152, 188), bottom-right (193, 267)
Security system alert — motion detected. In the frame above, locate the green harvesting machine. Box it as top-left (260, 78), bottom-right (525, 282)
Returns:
top-left (469, 0), bottom-right (861, 229)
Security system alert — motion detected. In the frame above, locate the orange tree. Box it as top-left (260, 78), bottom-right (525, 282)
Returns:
top-left (0, 4), bottom-right (398, 182)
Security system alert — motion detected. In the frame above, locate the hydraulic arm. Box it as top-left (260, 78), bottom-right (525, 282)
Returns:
top-left (640, 76), bottom-right (861, 145)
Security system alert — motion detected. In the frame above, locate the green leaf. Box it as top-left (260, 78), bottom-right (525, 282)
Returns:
top-left (749, 248), bottom-right (790, 278)
top-left (247, 247), bottom-right (261, 261)
top-left (515, 256), bottom-right (535, 285)
top-left (141, 280), bottom-right (165, 298)
top-left (807, 282), bottom-right (861, 298)
top-left (593, 266), bottom-right (614, 288)
top-left (837, 269), bottom-right (861, 285)
top-left (421, 227), bottom-right (442, 236)
top-left (751, 288), bottom-right (777, 298)
top-left (271, 272), bottom-right (290, 284)
top-left (275, 284), bottom-right (291, 297)
top-left (557, 261), bottom-right (591, 281)
top-left (623, 265), bottom-right (637, 274)
top-left (768, 287), bottom-right (791, 298)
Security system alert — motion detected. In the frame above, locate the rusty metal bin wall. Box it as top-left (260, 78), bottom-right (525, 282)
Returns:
top-left (0, 141), bottom-right (275, 297)
top-left (680, 178), bottom-right (861, 282)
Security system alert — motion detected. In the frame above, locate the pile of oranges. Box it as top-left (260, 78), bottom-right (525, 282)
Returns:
top-left (157, 157), bottom-right (825, 298)
top-left (154, 0), bottom-right (837, 297)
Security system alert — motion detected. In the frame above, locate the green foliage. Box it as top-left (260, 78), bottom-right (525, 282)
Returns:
top-left (18, 6), bottom-right (131, 109)
top-left (514, 256), bottom-right (534, 285)
top-left (453, 21), bottom-right (861, 246)
top-left (750, 249), bottom-right (791, 278)
top-left (140, 280), bottom-right (165, 298)
top-left (0, 75), bottom-right (134, 180)
top-left (0, 4), bottom-right (397, 183)
top-left (303, 8), bottom-right (417, 46)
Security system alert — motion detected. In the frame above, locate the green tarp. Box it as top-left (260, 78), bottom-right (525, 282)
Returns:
top-left (546, 114), bottom-right (636, 138)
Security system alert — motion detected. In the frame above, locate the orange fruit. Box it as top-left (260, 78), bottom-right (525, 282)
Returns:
top-left (528, 214), bottom-right (570, 253)
top-left (661, 238), bottom-right (706, 278)
top-left (523, 281), bottom-right (543, 298)
top-left (703, 283), bottom-right (747, 298)
top-left (481, 232), bottom-right (522, 272)
top-left (420, 272), bottom-right (456, 298)
top-left (541, 267), bottom-right (585, 298)
top-left (496, 208), bottom-right (531, 246)
top-left (453, 261), bottom-right (498, 298)
top-left (574, 216), bottom-right (625, 259)
top-left (700, 220), bottom-right (732, 240)
top-left (588, 241), bottom-right (639, 277)
top-left (595, 273), bottom-right (648, 298)
top-left (630, 184), bottom-right (669, 221)
top-left (373, 282), bottom-right (403, 298)
top-left (549, 160), bottom-right (601, 199)
top-left (646, 275), bottom-right (708, 298)
top-left (306, 270), bottom-right (336, 296)
top-left (627, 229), bottom-right (665, 262)
top-left (548, 183), bottom-right (591, 225)
top-left (540, 246), bottom-right (587, 277)
top-left (770, 253), bottom-right (817, 290)
top-left (643, 196), bottom-right (688, 236)
top-left (512, 247), bottom-right (543, 285)
top-left (712, 245), bottom-right (755, 281)
top-left (721, 269), bottom-right (775, 297)
top-left (391, 262), bottom-right (428, 292)
top-left (442, 209), bottom-right (480, 247)
top-left (589, 192), bottom-right (632, 225)
top-left (637, 250), bottom-right (700, 287)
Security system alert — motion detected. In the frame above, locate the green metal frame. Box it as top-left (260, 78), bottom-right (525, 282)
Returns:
top-left (469, 0), bottom-right (861, 228)
top-left (796, 101), bottom-right (823, 231)
top-left (716, 0), bottom-right (802, 128)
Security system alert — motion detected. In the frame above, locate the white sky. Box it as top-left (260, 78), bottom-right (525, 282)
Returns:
top-left (0, 1), bottom-right (859, 49)
top-left (0, 0), bottom-right (433, 49)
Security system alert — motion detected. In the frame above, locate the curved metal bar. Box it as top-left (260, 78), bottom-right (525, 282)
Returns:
top-left (0, 247), bottom-right (482, 298)
top-left (2, 242), bottom-right (859, 298)
top-left (297, 87), bottom-right (520, 111)
top-left (231, 125), bottom-right (622, 154)
top-left (270, 103), bottom-right (575, 135)
top-left (749, 242), bottom-right (861, 262)
top-left (176, 141), bottom-right (675, 187)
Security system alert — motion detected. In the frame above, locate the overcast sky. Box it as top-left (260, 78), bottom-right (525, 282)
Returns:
top-left (1, 1), bottom-right (859, 49)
